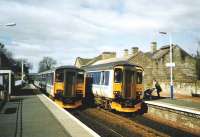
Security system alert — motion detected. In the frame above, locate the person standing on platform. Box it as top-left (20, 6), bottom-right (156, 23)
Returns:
top-left (154, 80), bottom-right (162, 98)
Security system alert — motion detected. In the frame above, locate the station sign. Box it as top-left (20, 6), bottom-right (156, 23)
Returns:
top-left (166, 62), bottom-right (175, 67)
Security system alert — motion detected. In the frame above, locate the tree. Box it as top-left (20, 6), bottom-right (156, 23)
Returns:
top-left (0, 42), bottom-right (13, 60)
top-left (38, 56), bottom-right (57, 72)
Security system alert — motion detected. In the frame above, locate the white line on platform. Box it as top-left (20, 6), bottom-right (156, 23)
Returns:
top-left (145, 101), bottom-right (200, 115)
top-left (38, 94), bottom-right (100, 137)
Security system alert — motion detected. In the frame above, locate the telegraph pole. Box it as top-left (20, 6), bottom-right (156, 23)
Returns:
top-left (21, 60), bottom-right (24, 82)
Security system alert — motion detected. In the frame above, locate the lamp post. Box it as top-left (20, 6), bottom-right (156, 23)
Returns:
top-left (159, 32), bottom-right (174, 99)
top-left (0, 22), bottom-right (16, 100)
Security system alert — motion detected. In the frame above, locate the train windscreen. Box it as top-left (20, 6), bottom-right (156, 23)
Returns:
top-left (114, 68), bottom-right (123, 83)
top-left (136, 72), bottom-right (143, 84)
top-left (55, 70), bottom-right (64, 82)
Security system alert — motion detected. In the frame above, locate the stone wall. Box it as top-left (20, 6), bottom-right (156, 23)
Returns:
top-left (173, 47), bottom-right (197, 81)
top-left (152, 47), bottom-right (197, 82)
top-left (159, 80), bottom-right (200, 96)
top-left (147, 106), bottom-right (200, 132)
top-left (192, 80), bottom-right (200, 96)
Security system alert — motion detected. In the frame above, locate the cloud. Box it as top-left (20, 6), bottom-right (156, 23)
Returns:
top-left (0, 0), bottom-right (200, 72)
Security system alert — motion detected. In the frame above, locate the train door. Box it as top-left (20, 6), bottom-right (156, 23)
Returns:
top-left (46, 73), bottom-right (54, 96)
top-left (64, 70), bottom-right (76, 97)
top-left (85, 74), bottom-right (94, 105)
top-left (124, 69), bottom-right (135, 99)
top-left (76, 71), bottom-right (84, 95)
top-left (113, 68), bottom-right (123, 98)
top-left (135, 70), bottom-right (143, 99)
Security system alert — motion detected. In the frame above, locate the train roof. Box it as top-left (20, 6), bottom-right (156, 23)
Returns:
top-left (83, 60), bottom-right (143, 71)
top-left (55, 65), bottom-right (84, 71)
top-left (38, 65), bottom-right (84, 75)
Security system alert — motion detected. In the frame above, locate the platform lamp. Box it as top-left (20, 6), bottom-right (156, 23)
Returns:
top-left (0, 23), bottom-right (18, 80)
top-left (1, 22), bottom-right (16, 27)
top-left (0, 22), bottom-right (16, 49)
top-left (159, 31), bottom-right (174, 99)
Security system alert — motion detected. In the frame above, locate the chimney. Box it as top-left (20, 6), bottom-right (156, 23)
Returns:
top-left (131, 47), bottom-right (139, 55)
top-left (123, 49), bottom-right (129, 57)
top-left (151, 42), bottom-right (157, 53)
top-left (102, 52), bottom-right (116, 60)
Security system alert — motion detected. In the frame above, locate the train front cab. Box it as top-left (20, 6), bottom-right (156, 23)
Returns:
top-left (112, 65), bottom-right (144, 113)
top-left (53, 68), bottom-right (85, 109)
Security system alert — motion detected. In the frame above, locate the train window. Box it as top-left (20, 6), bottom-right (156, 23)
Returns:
top-left (55, 71), bottom-right (64, 82)
top-left (136, 72), bottom-right (143, 84)
top-left (77, 72), bottom-right (84, 84)
top-left (101, 71), bottom-right (109, 85)
top-left (104, 71), bottom-right (109, 85)
top-left (51, 73), bottom-right (54, 85)
top-left (47, 73), bottom-right (54, 85)
top-left (101, 72), bottom-right (105, 85)
top-left (114, 69), bottom-right (122, 83)
top-left (91, 72), bottom-right (101, 85)
top-left (46, 74), bottom-right (49, 84)
top-left (96, 72), bottom-right (101, 85)
top-left (86, 72), bottom-right (92, 77)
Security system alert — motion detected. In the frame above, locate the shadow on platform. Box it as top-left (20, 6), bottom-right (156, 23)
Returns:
top-left (143, 95), bottom-right (168, 101)
top-left (13, 85), bottom-right (41, 96)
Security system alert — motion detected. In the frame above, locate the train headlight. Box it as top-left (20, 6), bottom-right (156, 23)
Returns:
top-left (114, 91), bottom-right (121, 98)
top-left (136, 92), bottom-right (142, 99)
top-left (136, 92), bottom-right (142, 95)
top-left (55, 90), bottom-right (64, 97)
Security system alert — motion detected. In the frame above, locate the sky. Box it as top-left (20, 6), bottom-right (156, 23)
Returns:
top-left (0, 0), bottom-right (200, 72)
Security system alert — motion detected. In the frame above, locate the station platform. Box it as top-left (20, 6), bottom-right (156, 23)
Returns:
top-left (145, 97), bottom-right (200, 115)
top-left (0, 84), bottom-right (99, 137)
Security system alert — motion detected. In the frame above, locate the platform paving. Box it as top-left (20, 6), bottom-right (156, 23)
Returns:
top-left (0, 86), bottom-right (71, 137)
top-left (144, 92), bottom-right (200, 109)
top-left (155, 98), bottom-right (200, 110)
top-left (145, 96), bottom-right (200, 116)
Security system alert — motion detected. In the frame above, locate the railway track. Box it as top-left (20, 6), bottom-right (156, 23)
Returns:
top-left (69, 107), bottom-right (199, 137)
top-left (69, 107), bottom-right (169, 137)
top-left (121, 113), bottom-right (199, 137)
top-left (69, 109), bottom-right (124, 137)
